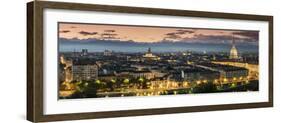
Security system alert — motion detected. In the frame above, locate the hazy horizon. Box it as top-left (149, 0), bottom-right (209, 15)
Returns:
top-left (59, 41), bottom-right (258, 53)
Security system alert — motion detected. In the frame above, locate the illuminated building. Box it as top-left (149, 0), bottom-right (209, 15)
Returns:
top-left (212, 61), bottom-right (259, 80)
top-left (72, 60), bottom-right (99, 81)
top-left (197, 63), bottom-right (248, 82)
top-left (229, 35), bottom-right (239, 59)
top-left (172, 67), bottom-right (220, 83)
top-left (143, 47), bottom-right (160, 61)
top-left (59, 55), bottom-right (73, 82)
top-left (130, 70), bottom-right (155, 79)
top-left (98, 74), bottom-right (116, 81)
top-left (151, 69), bottom-right (167, 78)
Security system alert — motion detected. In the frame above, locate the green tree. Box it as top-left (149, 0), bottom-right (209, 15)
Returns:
top-left (70, 80), bottom-right (101, 98)
top-left (193, 82), bottom-right (217, 93)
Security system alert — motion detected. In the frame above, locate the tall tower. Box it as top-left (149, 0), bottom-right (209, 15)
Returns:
top-left (148, 47), bottom-right (152, 53)
top-left (229, 35), bottom-right (239, 59)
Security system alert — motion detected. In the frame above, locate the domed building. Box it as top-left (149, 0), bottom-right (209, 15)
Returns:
top-left (229, 36), bottom-right (239, 59)
top-left (143, 47), bottom-right (160, 61)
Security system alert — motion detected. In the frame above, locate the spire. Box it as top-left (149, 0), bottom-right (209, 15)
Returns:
top-left (148, 47), bottom-right (151, 53)
top-left (232, 34), bottom-right (235, 46)
top-left (229, 34), bottom-right (239, 59)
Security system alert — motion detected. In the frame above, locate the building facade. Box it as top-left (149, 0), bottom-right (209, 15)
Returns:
top-left (172, 67), bottom-right (220, 83)
top-left (72, 60), bottom-right (98, 81)
top-left (130, 70), bottom-right (155, 79)
top-left (196, 63), bottom-right (248, 83)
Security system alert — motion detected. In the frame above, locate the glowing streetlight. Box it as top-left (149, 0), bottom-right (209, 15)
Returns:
top-left (239, 77), bottom-right (243, 80)
top-left (214, 79), bottom-right (218, 84)
top-left (223, 78), bottom-right (228, 82)
top-left (203, 80), bottom-right (207, 83)
top-left (196, 80), bottom-right (201, 85)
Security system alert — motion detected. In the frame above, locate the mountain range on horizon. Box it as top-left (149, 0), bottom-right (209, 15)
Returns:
top-left (59, 37), bottom-right (258, 46)
top-left (58, 37), bottom-right (259, 53)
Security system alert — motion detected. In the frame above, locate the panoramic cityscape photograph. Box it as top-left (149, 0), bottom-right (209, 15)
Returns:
top-left (58, 22), bottom-right (259, 99)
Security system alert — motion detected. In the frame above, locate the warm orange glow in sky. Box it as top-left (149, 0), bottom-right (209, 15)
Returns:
top-left (59, 23), bottom-right (258, 43)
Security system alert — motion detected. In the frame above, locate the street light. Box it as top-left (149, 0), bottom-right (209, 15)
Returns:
top-left (196, 80), bottom-right (201, 85)
top-left (214, 79), bottom-right (218, 84)
top-left (223, 78), bottom-right (228, 83)
top-left (203, 80), bottom-right (207, 83)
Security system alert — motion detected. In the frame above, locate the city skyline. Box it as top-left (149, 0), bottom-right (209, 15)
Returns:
top-left (58, 22), bottom-right (259, 99)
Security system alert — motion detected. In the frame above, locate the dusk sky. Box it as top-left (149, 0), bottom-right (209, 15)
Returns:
top-left (59, 23), bottom-right (259, 44)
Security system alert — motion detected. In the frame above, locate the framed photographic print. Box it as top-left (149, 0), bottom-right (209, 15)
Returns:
top-left (27, 1), bottom-right (273, 122)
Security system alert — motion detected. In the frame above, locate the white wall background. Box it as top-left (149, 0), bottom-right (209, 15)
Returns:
top-left (0, 0), bottom-right (280, 122)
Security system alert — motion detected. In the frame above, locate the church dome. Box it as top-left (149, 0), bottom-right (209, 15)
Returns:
top-left (229, 35), bottom-right (239, 59)
top-left (230, 45), bottom-right (238, 59)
